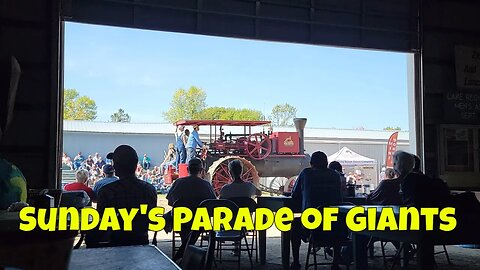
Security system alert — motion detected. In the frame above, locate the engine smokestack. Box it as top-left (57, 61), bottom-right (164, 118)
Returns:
top-left (294, 118), bottom-right (307, 154)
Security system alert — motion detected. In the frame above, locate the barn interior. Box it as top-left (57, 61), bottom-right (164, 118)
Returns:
top-left (1, 0), bottom-right (480, 269)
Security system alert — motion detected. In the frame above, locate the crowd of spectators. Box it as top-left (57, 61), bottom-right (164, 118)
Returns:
top-left (61, 152), bottom-right (166, 191)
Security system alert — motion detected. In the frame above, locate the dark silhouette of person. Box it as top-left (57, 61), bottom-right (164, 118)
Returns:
top-left (89, 145), bottom-right (157, 247)
top-left (290, 151), bottom-right (343, 270)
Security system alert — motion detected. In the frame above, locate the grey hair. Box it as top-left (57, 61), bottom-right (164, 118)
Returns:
top-left (75, 169), bottom-right (89, 183)
top-left (393, 151), bottom-right (415, 177)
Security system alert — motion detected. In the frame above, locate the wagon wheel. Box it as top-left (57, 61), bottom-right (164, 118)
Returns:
top-left (269, 177), bottom-right (289, 196)
top-left (246, 133), bottom-right (272, 160)
top-left (284, 176), bottom-right (297, 193)
top-left (207, 156), bottom-right (259, 195)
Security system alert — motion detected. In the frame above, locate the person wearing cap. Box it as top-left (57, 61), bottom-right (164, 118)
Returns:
top-left (92, 164), bottom-right (118, 197)
top-left (175, 125), bottom-right (187, 166)
top-left (165, 157), bottom-right (216, 260)
top-left (290, 151), bottom-right (344, 270)
top-left (185, 124), bottom-right (205, 164)
top-left (91, 145), bottom-right (157, 247)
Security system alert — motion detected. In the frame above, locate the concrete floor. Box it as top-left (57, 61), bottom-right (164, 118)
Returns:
top-left (148, 229), bottom-right (480, 270)
top-left (78, 198), bottom-right (480, 269)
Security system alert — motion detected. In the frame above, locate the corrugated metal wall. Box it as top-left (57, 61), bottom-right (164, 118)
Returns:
top-left (64, 0), bottom-right (419, 53)
top-left (0, 0), bottom-right (62, 188)
top-left (422, 0), bottom-right (480, 189)
top-left (62, 131), bottom-right (409, 172)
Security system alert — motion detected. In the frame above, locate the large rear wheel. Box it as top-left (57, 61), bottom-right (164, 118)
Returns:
top-left (207, 156), bottom-right (260, 195)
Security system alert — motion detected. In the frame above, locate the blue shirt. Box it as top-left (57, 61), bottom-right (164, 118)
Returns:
top-left (291, 167), bottom-right (342, 211)
top-left (93, 176), bottom-right (119, 196)
top-left (175, 131), bottom-right (185, 148)
top-left (186, 130), bottom-right (203, 149)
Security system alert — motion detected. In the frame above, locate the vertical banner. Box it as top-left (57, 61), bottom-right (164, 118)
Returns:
top-left (385, 132), bottom-right (399, 168)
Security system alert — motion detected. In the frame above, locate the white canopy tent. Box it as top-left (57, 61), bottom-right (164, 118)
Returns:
top-left (328, 147), bottom-right (376, 166)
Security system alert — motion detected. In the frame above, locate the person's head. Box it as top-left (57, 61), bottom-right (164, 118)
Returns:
top-left (328, 161), bottom-right (343, 173)
top-left (393, 151), bottom-right (415, 177)
top-left (228, 159), bottom-right (243, 180)
top-left (144, 154), bottom-right (147, 157)
top-left (95, 153), bottom-right (99, 156)
top-left (310, 151), bottom-right (328, 168)
top-left (413, 155), bottom-right (422, 173)
top-left (75, 169), bottom-right (89, 184)
top-left (63, 152), bottom-right (67, 157)
top-left (193, 124), bottom-right (199, 131)
top-left (187, 158), bottom-right (203, 177)
top-left (88, 155), bottom-right (92, 159)
top-left (102, 164), bottom-right (115, 177)
top-left (106, 145), bottom-right (139, 177)
top-left (184, 129), bottom-right (190, 136)
top-left (168, 143), bottom-right (175, 150)
top-left (385, 168), bottom-right (396, 179)
top-left (178, 125), bottom-right (185, 131)
top-left (77, 152), bottom-right (82, 156)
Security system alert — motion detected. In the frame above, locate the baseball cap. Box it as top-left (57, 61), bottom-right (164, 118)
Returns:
top-left (106, 145), bottom-right (138, 164)
top-left (102, 164), bottom-right (114, 174)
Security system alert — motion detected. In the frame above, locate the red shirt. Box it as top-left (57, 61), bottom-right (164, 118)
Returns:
top-left (64, 182), bottom-right (94, 200)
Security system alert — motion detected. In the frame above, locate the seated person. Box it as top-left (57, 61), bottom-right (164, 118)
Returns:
top-left (93, 164), bottom-right (118, 197)
top-left (367, 166), bottom-right (402, 205)
top-left (0, 56), bottom-right (27, 211)
top-left (328, 161), bottom-right (347, 198)
top-left (62, 152), bottom-right (74, 170)
top-left (219, 159), bottom-right (262, 199)
top-left (290, 151), bottom-right (343, 270)
top-left (160, 143), bottom-right (177, 174)
top-left (90, 145), bottom-right (157, 247)
top-left (165, 158), bottom-right (216, 261)
top-left (399, 151), bottom-right (450, 207)
top-left (64, 169), bottom-right (95, 202)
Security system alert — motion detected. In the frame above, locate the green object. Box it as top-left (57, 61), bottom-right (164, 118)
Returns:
top-left (0, 158), bottom-right (27, 209)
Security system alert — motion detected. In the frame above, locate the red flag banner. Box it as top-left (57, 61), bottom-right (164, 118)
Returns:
top-left (385, 132), bottom-right (399, 168)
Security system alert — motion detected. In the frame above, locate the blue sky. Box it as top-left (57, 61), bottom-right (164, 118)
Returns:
top-left (64, 22), bottom-right (410, 130)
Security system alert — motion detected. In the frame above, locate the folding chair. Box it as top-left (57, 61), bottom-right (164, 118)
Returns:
top-left (227, 197), bottom-right (258, 263)
top-left (199, 199), bottom-right (254, 269)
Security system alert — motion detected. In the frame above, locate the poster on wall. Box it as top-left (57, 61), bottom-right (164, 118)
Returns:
top-left (444, 91), bottom-right (480, 123)
top-left (455, 45), bottom-right (480, 89)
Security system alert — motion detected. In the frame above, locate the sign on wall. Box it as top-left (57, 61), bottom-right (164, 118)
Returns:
top-left (455, 45), bottom-right (480, 89)
top-left (444, 91), bottom-right (480, 123)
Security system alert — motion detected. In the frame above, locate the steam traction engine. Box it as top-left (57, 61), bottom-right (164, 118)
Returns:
top-left (174, 118), bottom-right (310, 194)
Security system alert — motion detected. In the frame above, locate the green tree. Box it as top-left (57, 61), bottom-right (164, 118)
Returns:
top-left (163, 86), bottom-right (207, 123)
top-left (270, 103), bottom-right (297, 126)
top-left (199, 107), bottom-right (263, 120)
top-left (383, 126), bottom-right (402, 131)
top-left (110, 108), bottom-right (131, 122)
top-left (63, 88), bottom-right (97, 120)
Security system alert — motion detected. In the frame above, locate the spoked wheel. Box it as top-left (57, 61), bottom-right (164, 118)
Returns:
top-left (268, 177), bottom-right (289, 196)
top-left (207, 156), bottom-right (260, 195)
top-left (246, 133), bottom-right (272, 160)
top-left (284, 176), bottom-right (297, 193)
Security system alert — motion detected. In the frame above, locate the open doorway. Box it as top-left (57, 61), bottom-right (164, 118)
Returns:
top-left (61, 22), bottom-right (415, 194)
